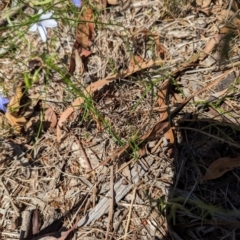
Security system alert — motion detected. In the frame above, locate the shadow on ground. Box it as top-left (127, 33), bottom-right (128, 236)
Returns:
top-left (167, 116), bottom-right (240, 239)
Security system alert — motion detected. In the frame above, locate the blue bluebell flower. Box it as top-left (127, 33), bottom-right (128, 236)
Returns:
top-left (72, 0), bottom-right (82, 7)
top-left (0, 95), bottom-right (9, 112)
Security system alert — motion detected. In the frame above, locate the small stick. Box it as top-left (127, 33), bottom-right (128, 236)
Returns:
top-left (105, 165), bottom-right (114, 240)
top-left (65, 125), bottom-right (93, 171)
top-left (225, 0), bottom-right (233, 23)
top-left (73, 134), bottom-right (93, 171)
top-left (124, 187), bottom-right (136, 240)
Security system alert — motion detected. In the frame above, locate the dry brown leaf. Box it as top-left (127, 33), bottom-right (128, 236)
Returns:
top-left (196, 0), bottom-right (211, 8)
top-left (107, 0), bottom-right (119, 5)
top-left (157, 80), bottom-right (174, 156)
top-left (0, 113), bottom-right (10, 135)
top-left (85, 9), bottom-right (94, 40)
top-left (44, 107), bottom-right (57, 128)
top-left (158, 80), bottom-right (170, 122)
top-left (139, 121), bottom-right (170, 143)
top-left (199, 34), bottom-right (222, 60)
top-left (80, 48), bottom-right (92, 57)
top-left (73, 8), bottom-right (94, 75)
top-left (129, 55), bottom-right (144, 67)
top-left (5, 113), bottom-right (26, 134)
top-left (76, 24), bottom-right (90, 48)
top-left (74, 49), bottom-right (84, 74)
top-left (154, 35), bottom-right (166, 59)
top-left (164, 129), bottom-right (174, 143)
top-left (173, 52), bottom-right (200, 74)
top-left (202, 156), bottom-right (240, 180)
top-left (76, 8), bottom-right (94, 48)
top-left (7, 83), bottom-right (22, 114)
top-left (57, 60), bottom-right (162, 142)
top-left (5, 84), bottom-right (26, 134)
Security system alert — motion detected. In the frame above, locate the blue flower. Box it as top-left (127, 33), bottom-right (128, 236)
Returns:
top-left (0, 95), bottom-right (9, 112)
top-left (72, 0), bottom-right (82, 7)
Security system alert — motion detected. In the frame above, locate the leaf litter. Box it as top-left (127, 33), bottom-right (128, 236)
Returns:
top-left (1, 0), bottom-right (240, 239)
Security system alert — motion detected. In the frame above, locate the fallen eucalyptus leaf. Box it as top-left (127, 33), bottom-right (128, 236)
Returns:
top-left (203, 156), bottom-right (240, 180)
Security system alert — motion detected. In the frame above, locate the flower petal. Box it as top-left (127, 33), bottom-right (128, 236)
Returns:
top-left (72, 0), bottom-right (82, 7)
top-left (38, 25), bottom-right (47, 42)
top-left (41, 19), bottom-right (58, 28)
top-left (29, 23), bottom-right (38, 32)
top-left (0, 96), bottom-right (9, 112)
top-left (40, 11), bottom-right (53, 20)
top-left (38, 9), bottom-right (43, 15)
top-left (2, 97), bottom-right (9, 105)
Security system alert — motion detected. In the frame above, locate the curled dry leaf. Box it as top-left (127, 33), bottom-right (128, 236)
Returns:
top-left (57, 60), bottom-right (163, 142)
top-left (5, 84), bottom-right (26, 134)
top-left (44, 107), bottom-right (57, 128)
top-left (202, 156), bottom-right (240, 180)
top-left (0, 112), bottom-right (11, 135)
top-left (7, 83), bottom-right (23, 113)
top-left (76, 24), bottom-right (90, 49)
top-left (74, 8), bottom-right (94, 74)
top-left (76, 8), bottom-right (94, 48)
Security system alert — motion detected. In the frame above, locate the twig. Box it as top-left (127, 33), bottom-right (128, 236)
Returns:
top-left (67, 191), bottom-right (91, 228)
top-left (124, 187), bottom-right (137, 240)
top-left (151, 138), bottom-right (163, 153)
top-left (92, 185), bottom-right (97, 207)
top-left (105, 165), bottom-right (114, 240)
top-left (110, 209), bottom-right (128, 240)
top-left (72, 131), bottom-right (93, 171)
top-left (225, 0), bottom-right (233, 23)
top-left (61, 124), bottom-right (93, 171)
top-left (64, 126), bottom-right (93, 171)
